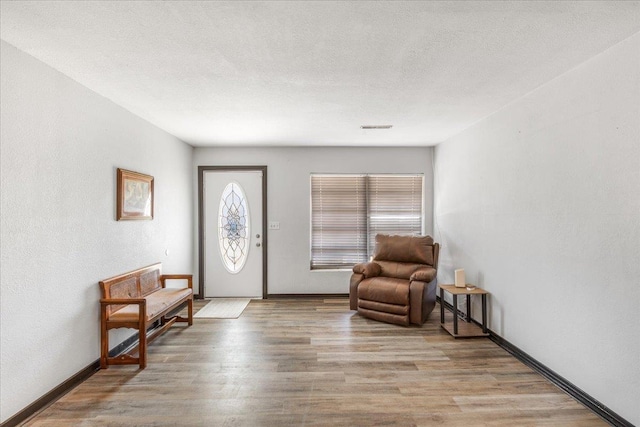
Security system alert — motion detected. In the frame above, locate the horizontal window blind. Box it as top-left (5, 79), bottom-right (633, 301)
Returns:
top-left (368, 175), bottom-right (423, 255)
top-left (311, 174), bottom-right (423, 270)
top-left (311, 175), bottom-right (367, 269)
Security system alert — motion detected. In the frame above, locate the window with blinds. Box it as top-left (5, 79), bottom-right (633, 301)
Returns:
top-left (310, 174), bottom-right (423, 270)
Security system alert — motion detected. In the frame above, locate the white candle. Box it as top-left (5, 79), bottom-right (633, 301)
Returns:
top-left (455, 269), bottom-right (465, 288)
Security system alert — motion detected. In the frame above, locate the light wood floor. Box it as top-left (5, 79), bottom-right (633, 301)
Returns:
top-left (23, 298), bottom-right (606, 426)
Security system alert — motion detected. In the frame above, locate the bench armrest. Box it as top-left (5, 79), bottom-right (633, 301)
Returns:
top-left (160, 274), bottom-right (193, 289)
top-left (100, 298), bottom-right (147, 326)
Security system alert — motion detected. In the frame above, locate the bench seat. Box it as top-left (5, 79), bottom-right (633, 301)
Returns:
top-left (109, 288), bottom-right (193, 322)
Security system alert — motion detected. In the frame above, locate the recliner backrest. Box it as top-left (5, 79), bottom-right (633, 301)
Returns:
top-left (373, 234), bottom-right (435, 266)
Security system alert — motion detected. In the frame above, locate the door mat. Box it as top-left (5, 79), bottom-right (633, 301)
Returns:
top-left (194, 298), bottom-right (251, 319)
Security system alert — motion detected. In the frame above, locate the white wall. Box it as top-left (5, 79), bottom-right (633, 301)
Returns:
top-left (434, 33), bottom-right (639, 425)
top-left (194, 146), bottom-right (434, 295)
top-left (0, 41), bottom-right (194, 423)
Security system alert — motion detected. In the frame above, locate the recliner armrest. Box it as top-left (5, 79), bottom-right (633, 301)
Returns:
top-left (353, 262), bottom-right (381, 278)
top-left (410, 267), bottom-right (437, 283)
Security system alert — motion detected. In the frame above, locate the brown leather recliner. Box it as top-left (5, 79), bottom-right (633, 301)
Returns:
top-left (350, 234), bottom-right (439, 326)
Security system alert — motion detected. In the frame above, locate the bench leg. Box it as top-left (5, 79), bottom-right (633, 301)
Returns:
top-left (188, 298), bottom-right (193, 326)
top-left (100, 308), bottom-right (109, 369)
top-left (139, 305), bottom-right (147, 369)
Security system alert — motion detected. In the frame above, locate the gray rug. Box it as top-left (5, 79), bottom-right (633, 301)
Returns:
top-left (194, 298), bottom-right (251, 319)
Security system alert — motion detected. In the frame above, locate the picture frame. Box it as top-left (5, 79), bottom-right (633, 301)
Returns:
top-left (116, 168), bottom-right (154, 220)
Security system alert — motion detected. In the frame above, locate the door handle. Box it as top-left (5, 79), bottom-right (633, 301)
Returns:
top-left (256, 243), bottom-right (261, 247)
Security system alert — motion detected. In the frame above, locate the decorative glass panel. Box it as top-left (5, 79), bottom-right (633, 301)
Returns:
top-left (218, 182), bottom-right (250, 273)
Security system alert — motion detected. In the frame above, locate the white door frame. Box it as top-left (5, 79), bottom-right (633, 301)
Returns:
top-left (198, 165), bottom-right (267, 298)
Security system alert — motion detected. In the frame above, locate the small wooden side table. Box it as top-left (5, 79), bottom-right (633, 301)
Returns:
top-left (439, 284), bottom-right (489, 338)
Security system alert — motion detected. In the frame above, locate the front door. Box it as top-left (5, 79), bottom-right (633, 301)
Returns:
top-left (200, 167), bottom-right (265, 298)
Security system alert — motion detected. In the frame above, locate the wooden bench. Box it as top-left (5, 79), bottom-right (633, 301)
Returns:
top-left (99, 263), bottom-right (193, 369)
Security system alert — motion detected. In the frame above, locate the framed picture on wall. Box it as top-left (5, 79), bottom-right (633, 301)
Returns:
top-left (116, 168), bottom-right (154, 220)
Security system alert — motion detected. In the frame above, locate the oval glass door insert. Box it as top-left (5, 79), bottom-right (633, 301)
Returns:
top-left (218, 182), bottom-right (250, 273)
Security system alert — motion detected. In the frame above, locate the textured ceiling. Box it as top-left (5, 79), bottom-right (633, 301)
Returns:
top-left (1, 1), bottom-right (639, 147)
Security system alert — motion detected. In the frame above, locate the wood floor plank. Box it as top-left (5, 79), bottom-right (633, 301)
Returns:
top-left (21, 299), bottom-right (606, 426)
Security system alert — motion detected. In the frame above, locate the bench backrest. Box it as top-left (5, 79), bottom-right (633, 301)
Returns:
top-left (99, 263), bottom-right (163, 316)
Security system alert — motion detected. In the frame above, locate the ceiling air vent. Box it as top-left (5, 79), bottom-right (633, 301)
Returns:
top-left (360, 125), bottom-right (392, 129)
